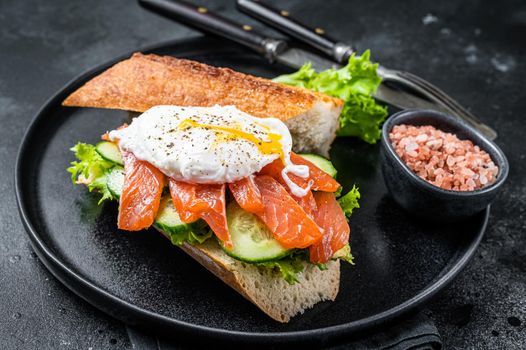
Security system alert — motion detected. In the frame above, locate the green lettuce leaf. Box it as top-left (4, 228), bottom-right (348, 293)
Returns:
top-left (88, 172), bottom-right (115, 204)
top-left (338, 185), bottom-right (361, 218)
top-left (332, 244), bottom-right (354, 264)
top-left (256, 254), bottom-right (306, 285)
top-left (67, 143), bottom-right (117, 204)
top-left (155, 222), bottom-right (212, 246)
top-left (255, 244), bottom-right (354, 284)
top-left (273, 50), bottom-right (388, 143)
top-left (273, 63), bottom-right (316, 88)
top-left (339, 93), bottom-right (388, 143)
top-left (169, 229), bottom-right (212, 245)
top-left (67, 143), bottom-right (113, 182)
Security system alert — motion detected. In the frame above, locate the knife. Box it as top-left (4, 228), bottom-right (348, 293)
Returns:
top-left (138, 0), bottom-right (497, 139)
top-left (137, 0), bottom-right (429, 104)
top-left (138, 0), bottom-right (339, 68)
top-left (236, 0), bottom-right (497, 140)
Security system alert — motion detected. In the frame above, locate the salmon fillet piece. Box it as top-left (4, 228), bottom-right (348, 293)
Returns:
top-left (259, 153), bottom-right (341, 193)
top-left (118, 152), bottom-right (165, 231)
top-left (229, 176), bottom-right (264, 214)
top-left (168, 179), bottom-right (231, 248)
top-left (252, 175), bottom-right (322, 249)
top-left (309, 192), bottom-right (350, 264)
top-left (290, 190), bottom-right (318, 219)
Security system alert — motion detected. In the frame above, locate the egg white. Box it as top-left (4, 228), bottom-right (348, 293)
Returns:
top-left (110, 105), bottom-right (310, 196)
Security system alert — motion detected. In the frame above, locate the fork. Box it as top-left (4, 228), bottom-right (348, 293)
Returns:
top-left (237, 0), bottom-right (498, 140)
top-left (376, 67), bottom-right (498, 139)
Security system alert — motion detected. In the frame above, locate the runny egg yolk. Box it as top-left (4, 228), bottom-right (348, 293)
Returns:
top-left (177, 118), bottom-right (285, 161)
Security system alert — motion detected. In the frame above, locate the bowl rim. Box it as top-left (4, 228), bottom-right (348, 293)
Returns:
top-left (381, 109), bottom-right (509, 197)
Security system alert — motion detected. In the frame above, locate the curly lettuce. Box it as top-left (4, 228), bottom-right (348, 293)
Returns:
top-left (256, 254), bottom-right (306, 284)
top-left (67, 143), bottom-right (117, 204)
top-left (273, 50), bottom-right (388, 143)
top-left (256, 246), bottom-right (349, 285)
top-left (333, 244), bottom-right (354, 264)
top-left (338, 185), bottom-right (361, 218)
top-left (155, 223), bottom-right (212, 246)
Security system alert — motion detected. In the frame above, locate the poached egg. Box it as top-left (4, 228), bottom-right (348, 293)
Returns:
top-left (110, 105), bottom-right (311, 196)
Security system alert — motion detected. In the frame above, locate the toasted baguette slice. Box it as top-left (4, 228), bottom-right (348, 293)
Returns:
top-left (63, 53), bottom-right (343, 156)
top-left (155, 227), bottom-right (339, 323)
top-left (177, 239), bottom-right (340, 323)
top-left (154, 228), bottom-right (340, 323)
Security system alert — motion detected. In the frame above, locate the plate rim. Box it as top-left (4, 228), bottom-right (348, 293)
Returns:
top-left (15, 36), bottom-right (489, 344)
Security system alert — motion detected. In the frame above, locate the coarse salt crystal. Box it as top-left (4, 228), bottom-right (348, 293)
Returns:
top-left (426, 139), bottom-right (442, 149)
top-left (415, 134), bottom-right (428, 142)
top-left (462, 168), bottom-right (475, 176)
top-left (405, 142), bottom-right (418, 152)
top-left (390, 124), bottom-right (498, 191)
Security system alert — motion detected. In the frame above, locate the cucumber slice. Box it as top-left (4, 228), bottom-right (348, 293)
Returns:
top-left (106, 167), bottom-right (124, 198)
top-left (221, 202), bottom-right (291, 262)
top-left (154, 196), bottom-right (209, 245)
top-left (298, 153), bottom-right (337, 178)
top-left (96, 141), bottom-right (123, 165)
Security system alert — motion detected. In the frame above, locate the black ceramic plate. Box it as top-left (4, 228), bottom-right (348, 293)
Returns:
top-left (16, 37), bottom-right (488, 346)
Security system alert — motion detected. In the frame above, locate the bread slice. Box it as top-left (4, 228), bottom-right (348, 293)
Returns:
top-left (63, 53), bottom-right (343, 156)
top-left (151, 226), bottom-right (339, 322)
top-left (178, 239), bottom-right (340, 323)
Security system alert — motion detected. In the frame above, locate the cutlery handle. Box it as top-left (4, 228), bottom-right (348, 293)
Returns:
top-left (139, 0), bottom-right (287, 59)
top-left (237, 0), bottom-right (354, 63)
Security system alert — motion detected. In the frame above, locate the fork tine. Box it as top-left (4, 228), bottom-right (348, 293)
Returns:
top-left (383, 69), bottom-right (498, 139)
top-left (403, 72), bottom-right (470, 112)
top-left (405, 74), bottom-right (498, 139)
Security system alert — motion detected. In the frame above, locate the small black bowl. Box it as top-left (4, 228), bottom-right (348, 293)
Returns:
top-left (380, 109), bottom-right (508, 222)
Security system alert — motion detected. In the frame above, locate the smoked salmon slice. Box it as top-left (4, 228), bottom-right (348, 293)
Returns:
top-left (290, 190), bottom-right (317, 219)
top-left (309, 192), bottom-right (350, 264)
top-left (253, 175), bottom-right (323, 249)
top-left (259, 153), bottom-right (340, 193)
top-left (167, 180), bottom-right (203, 223)
top-left (290, 153), bottom-right (340, 192)
top-left (229, 176), bottom-right (264, 214)
top-left (168, 179), bottom-right (231, 248)
top-left (118, 151), bottom-right (165, 231)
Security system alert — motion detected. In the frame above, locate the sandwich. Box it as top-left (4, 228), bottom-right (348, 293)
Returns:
top-left (65, 54), bottom-right (360, 323)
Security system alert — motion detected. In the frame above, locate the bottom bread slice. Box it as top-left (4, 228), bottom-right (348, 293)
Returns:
top-left (175, 238), bottom-right (340, 323)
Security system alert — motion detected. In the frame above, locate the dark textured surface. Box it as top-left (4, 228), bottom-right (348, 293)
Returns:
top-left (15, 38), bottom-right (488, 342)
top-left (1, 0), bottom-right (524, 349)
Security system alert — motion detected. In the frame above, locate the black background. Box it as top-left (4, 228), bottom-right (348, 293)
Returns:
top-left (1, 0), bottom-right (525, 348)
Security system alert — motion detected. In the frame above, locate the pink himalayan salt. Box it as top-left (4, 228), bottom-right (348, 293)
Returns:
top-left (390, 124), bottom-right (499, 191)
